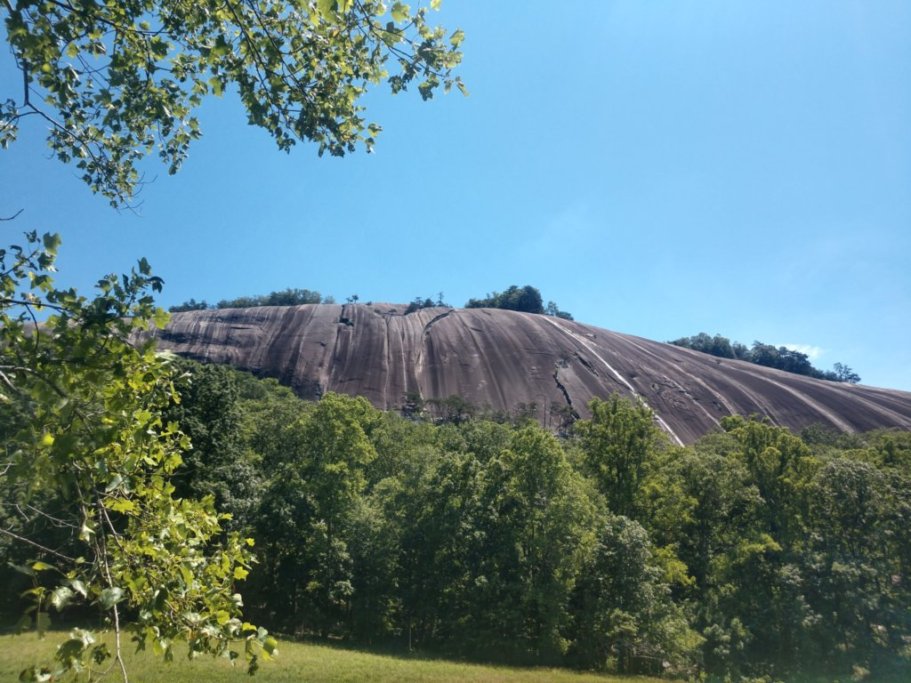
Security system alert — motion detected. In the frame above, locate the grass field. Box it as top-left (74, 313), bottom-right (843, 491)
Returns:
top-left (0, 631), bottom-right (668, 683)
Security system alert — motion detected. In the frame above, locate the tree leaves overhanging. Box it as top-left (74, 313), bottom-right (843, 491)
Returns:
top-left (1, 0), bottom-right (465, 206)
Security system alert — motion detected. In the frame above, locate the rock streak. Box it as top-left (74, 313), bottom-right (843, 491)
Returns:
top-left (153, 304), bottom-right (911, 443)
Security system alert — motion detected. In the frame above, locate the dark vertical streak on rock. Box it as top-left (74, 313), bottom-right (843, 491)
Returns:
top-left (422, 308), bottom-right (454, 337)
top-left (151, 305), bottom-right (911, 443)
top-left (552, 368), bottom-right (580, 421)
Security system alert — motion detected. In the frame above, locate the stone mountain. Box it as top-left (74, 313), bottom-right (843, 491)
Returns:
top-left (153, 303), bottom-right (911, 444)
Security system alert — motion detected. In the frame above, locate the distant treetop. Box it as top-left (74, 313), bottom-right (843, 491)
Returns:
top-left (404, 292), bottom-right (451, 314)
top-left (169, 288), bottom-right (332, 312)
top-left (670, 332), bottom-right (860, 384)
top-left (465, 285), bottom-right (573, 320)
top-left (171, 285), bottom-right (579, 321)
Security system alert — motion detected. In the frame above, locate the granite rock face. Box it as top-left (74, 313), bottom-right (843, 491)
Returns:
top-left (154, 304), bottom-right (911, 444)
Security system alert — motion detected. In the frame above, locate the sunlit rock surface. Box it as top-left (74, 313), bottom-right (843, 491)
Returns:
top-left (154, 304), bottom-right (911, 444)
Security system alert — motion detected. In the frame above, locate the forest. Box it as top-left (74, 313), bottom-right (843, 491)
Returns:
top-left (4, 340), bottom-right (909, 680)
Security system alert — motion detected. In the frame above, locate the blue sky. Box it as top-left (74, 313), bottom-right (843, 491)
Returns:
top-left (2, 1), bottom-right (910, 390)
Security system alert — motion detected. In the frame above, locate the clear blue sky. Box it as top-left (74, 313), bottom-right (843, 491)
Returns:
top-left (2, 1), bottom-right (910, 390)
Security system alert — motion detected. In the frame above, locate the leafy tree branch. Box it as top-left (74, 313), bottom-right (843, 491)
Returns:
top-left (1, 0), bottom-right (465, 206)
top-left (1, 232), bottom-right (273, 681)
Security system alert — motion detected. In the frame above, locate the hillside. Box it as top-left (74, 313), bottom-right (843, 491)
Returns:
top-left (154, 304), bottom-right (911, 444)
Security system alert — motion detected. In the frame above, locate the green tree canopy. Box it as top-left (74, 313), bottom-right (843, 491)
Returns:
top-left (575, 395), bottom-right (668, 519)
top-left (466, 285), bottom-right (545, 315)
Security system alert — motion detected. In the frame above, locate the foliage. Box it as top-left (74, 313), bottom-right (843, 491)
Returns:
top-left (165, 376), bottom-right (906, 678)
top-left (0, 233), bottom-right (271, 680)
top-left (168, 297), bottom-right (213, 312)
top-left (465, 285), bottom-right (573, 319)
top-left (3, 3), bottom-right (467, 681)
top-left (832, 361), bottom-right (861, 383)
top-left (424, 393), bottom-right (476, 424)
top-left (164, 359), bottom-right (262, 530)
top-left (217, 288), bottom-right (329, 309)
top-left (545, 300), bottom-right (573, 320)
top-left (8, 329), bottom-right (911, 680)
top-left (568, 515), bottom-right (697, 674)
top-left (250, 393), bottom-right (378, 636)
top-left (1, 0), bottom-right (465, 206)
top-left (668, 331), bottom-right (750, 360)
top-left (466, 284), bottom-right (545, 314)
top-left (670, 332), bottom-right (861, 383)
top-left (801, 457), bottom-right (911, 672)
top-left (170, 288), bottom-right (330, 311)
top-left (456, 426), bottom-right (597, 663)
top-left (403, 292), bottom-right (449, 314)
top-left (575, 396), bottom-right (667, 519)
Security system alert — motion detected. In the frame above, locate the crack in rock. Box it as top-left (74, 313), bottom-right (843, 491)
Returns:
top-left (423, 309), bottom-right (454, 336)
top-left (574, 352), bottom-right (598, 376)
top-left (552, 368), bottom-right (581, 421)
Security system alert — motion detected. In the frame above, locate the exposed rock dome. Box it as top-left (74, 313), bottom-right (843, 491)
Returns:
top-left (154, 304), bottom-right (911, 444)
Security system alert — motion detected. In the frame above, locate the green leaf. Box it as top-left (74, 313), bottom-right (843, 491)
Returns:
top-left (41, 233), bottom-right (61, 254)
top-left (317, 0), bottom-right (336, 20)
top-left (391, 2), bottom-right (410, 23)
top-left (50, 586), bottom-right (75, 611)
top-left (449, 29), bottom-right (465, 47)
top-left (107, 498), bottom-right (137, 514)
top-left (99, 587), bottom-right (125, 609)
top-left (152, 307), bottom-right (170, 330)
top-left (208, 77), bottom-right (223, 97)
top-left (55, 637), bottom-right (87, 664)
top-left (104, 474), bottom-right (124, 493)
top-left (79, 521), bottom-right (95, 542)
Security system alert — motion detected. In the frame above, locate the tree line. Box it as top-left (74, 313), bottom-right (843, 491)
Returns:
top-left (169, 284), bottom-right (576, 320)
top-left (169, 288), bottom-right (332, 312)
top-left (670, 332), bottom-right (861, 383)
top-left (7, 349), bottom-right (908, 680)
top-left (465, 284), bottom-right (574, 320)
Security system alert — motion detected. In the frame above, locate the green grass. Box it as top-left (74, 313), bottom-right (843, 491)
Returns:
top-left (0, 631), bottom-right (668, 682)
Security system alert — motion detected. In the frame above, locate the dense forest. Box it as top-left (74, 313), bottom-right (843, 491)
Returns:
top-left (670, 332), bottom-right (861, 383)
top-left (5, 358), bottom-right (907, 681)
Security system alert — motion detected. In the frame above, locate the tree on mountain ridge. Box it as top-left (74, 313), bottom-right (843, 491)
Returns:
top-left (465, 284), bottom-right (573, 319)
top-left (0, 233), bottom-right (273, 680)
top-left (670, 332), bottom-right (860, 383)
